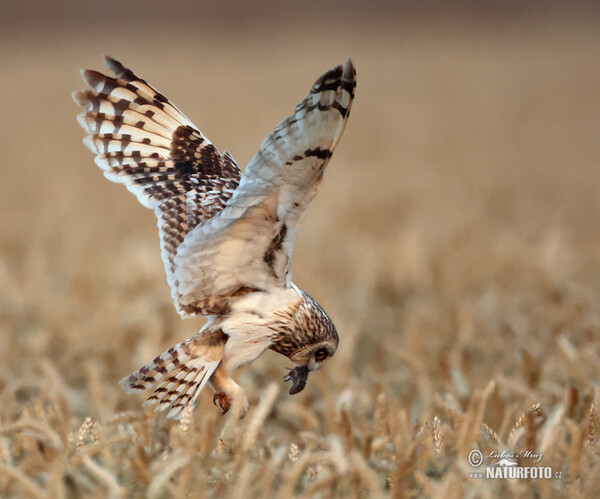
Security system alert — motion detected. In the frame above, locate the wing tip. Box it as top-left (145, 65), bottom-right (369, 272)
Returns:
top-left (119, 375), bottom-right (146, 394)
top-left (75, 112), bottom-right (90, 132)
top-left (80, 69), bottom-right (106, 90)
top-left (103, 55), bottom-right (122, 74)
top-left (103, 55), bottom-right (135, 81)
top-left (72, 89), bottom-right (86, 106)
top-left (311, 59), bottom-right (356, 97)
top-left (166, 405), bottom-right (185, 419)
top-left (82, 135), bottom-right (97, 154)
top-left (343, 58), bottom-right (356, 82)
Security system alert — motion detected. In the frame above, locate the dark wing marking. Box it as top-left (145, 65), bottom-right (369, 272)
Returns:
top-left (73, 57), bottom-right (242, 316)
top-left (172, 60), bottom-right (356, 299)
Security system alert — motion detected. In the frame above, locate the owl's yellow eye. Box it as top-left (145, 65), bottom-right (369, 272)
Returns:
top-left (315, 349), bottom-right (328, 361)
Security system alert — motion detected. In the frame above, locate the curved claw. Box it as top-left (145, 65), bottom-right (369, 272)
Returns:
top-left (213, 392), bottom-right (232, 415)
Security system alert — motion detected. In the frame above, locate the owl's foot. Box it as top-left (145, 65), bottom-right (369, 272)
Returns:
top-left (209, 366), bottom-right (249, 418)
top-left (213, 392), bottom-right (232, 414)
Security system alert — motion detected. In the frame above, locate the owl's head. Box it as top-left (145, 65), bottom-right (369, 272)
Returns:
top-left (272, 291), bottom-right (339, 394)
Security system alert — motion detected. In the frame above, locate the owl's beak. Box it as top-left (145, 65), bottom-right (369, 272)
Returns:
top-left (283, 365), bottom-right (309, 395)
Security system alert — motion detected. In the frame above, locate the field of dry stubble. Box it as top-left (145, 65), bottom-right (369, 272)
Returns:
top-left (1, 20), bottom-right (600, 498)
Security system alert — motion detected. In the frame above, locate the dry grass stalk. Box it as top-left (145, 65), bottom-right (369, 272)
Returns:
top-left (435, 474), bottom-right (464, 499)
top-left (566, 419), bottom-right (585, 482)
top-left (457, 381), bottom-right (495, 457)
top-left (507, 402), bottom-right (542, 444)
top-left (129, 448), bottom-right (153, 486)
top-left (361, 424), bottom-right (373, 460)
top-left (413, 470), bottom-right (438, 497)
top-left (77, 417), bottom-right (94, 451)
top-left (582, 461), bottom-right (600, 498)
top-left (588, 403), bottom-right (597, 446)
top-left (0, 438), bottom-right (9, 464)
top-left (480, 422), bottom-right (499, 444)
top-left (0, 421), bottom-right (63, 451)
top-left (274, 450), bottom-right (315, 499)
top-left (432, 415), bottom-right (442, 454)
top-left (414, 420), bottom-right (429, 441)
top-left (81, 455), bottom-right (125, 498)
top-left (178, 404), bottom-right (194, 434)
top-left (217, 438), bottom-right (234, 455)
top-left (230, 460), bottom-right (254, 499)
top-left (434, 395), bottom-right (464, 430)
top-left (339, 408), bottom-right (354, 452)
top-left (566, 386), bottom-right (579, 420)
top-left (391, 423), bottom-right (430, 496)
top-left (326, 435), bottom-right (350, 475)
top-left (147, 453), bottom-right (191, 499)
top-left (240, 382), bottom-right (279, 454)
top-left (349, 451), bottom-right (384, 499)
top-left (257, 447), bottom-right (287, 496)
top-left (0, 463), bottom-right (45, 499)
top-left (305, 464), bottom-right (319, 485)
top-left (374, 393), bottom-right (389, 438)
top-left (539, 404), bottom-right (566, 455)
top-left (104, 411), bottom-right (145, 426)
top-left (524, 410), bottom-right (537, 452)
top-left (301, 473), bottom-right (340, 497)
top-left (279, 403), bottom-right (320, 431)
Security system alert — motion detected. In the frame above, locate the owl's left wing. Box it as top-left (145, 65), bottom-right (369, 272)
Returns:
top-left (172, 60), bottom-right (356, 306)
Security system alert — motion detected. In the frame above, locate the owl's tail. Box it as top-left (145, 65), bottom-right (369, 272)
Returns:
top-left (120, 331), bottom-right (225, 419)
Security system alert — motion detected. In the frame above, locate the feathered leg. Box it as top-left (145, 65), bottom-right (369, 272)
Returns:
top-left (209, 364), bottom-right (249, 417)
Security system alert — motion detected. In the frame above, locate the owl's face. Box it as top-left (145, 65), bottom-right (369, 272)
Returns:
top-left (284, 339), bottom-right (338, 394)
top-left (272, 291), bottom-right (339, 394)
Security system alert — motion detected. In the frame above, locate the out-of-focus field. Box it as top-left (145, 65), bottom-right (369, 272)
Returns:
top-left (1, 15), bottom-right (600, 498)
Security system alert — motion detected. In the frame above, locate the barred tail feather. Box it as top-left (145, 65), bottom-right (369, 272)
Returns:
top-left (120, 332), bottom-right (224, 419)
top-left (144, 357), bottom-right (219, 419)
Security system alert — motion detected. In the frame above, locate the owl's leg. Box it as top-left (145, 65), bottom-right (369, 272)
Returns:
top-left (209, 364), bottom-right (249, 417)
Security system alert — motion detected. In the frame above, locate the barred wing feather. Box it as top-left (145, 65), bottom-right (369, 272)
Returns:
top-left (73, 56), bottom-right (242, 316)
top-left (174, 60), bottom-right (356, 303)
top-left (74, 57), bottom-right (355, 317)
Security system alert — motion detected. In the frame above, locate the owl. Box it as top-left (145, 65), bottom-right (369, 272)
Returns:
top-left (73, 56), bottom-right (356, 418)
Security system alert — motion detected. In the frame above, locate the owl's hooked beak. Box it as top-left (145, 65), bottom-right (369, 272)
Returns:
top-left (283, 365), bottom-right (309, 395)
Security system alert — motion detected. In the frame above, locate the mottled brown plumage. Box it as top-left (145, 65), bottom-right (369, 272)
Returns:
top-left (74, 56), bottom-right (355, 418)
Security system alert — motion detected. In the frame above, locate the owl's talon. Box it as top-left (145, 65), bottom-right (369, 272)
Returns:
top-left (213, 392), bottom-right (232, 414)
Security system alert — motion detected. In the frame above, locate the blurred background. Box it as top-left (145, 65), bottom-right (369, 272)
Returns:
top-left (1, 1), bottom-right (600, 496)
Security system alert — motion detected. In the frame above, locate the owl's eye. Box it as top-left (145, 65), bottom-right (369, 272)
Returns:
top-left (315, 348), bottom-right (328, 361)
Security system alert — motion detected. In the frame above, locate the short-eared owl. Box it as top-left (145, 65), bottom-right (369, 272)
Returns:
top-left (73, 57), bottom-right (356, 418)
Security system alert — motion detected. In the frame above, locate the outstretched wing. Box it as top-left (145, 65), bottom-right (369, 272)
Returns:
top-left (172, 60), bottom-right (356, 309)
top-left (73, 57), bottom-right (242, 316)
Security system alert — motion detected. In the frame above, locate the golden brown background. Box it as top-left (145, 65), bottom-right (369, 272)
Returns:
top-left (1, 1), bottom-right (599, 496)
